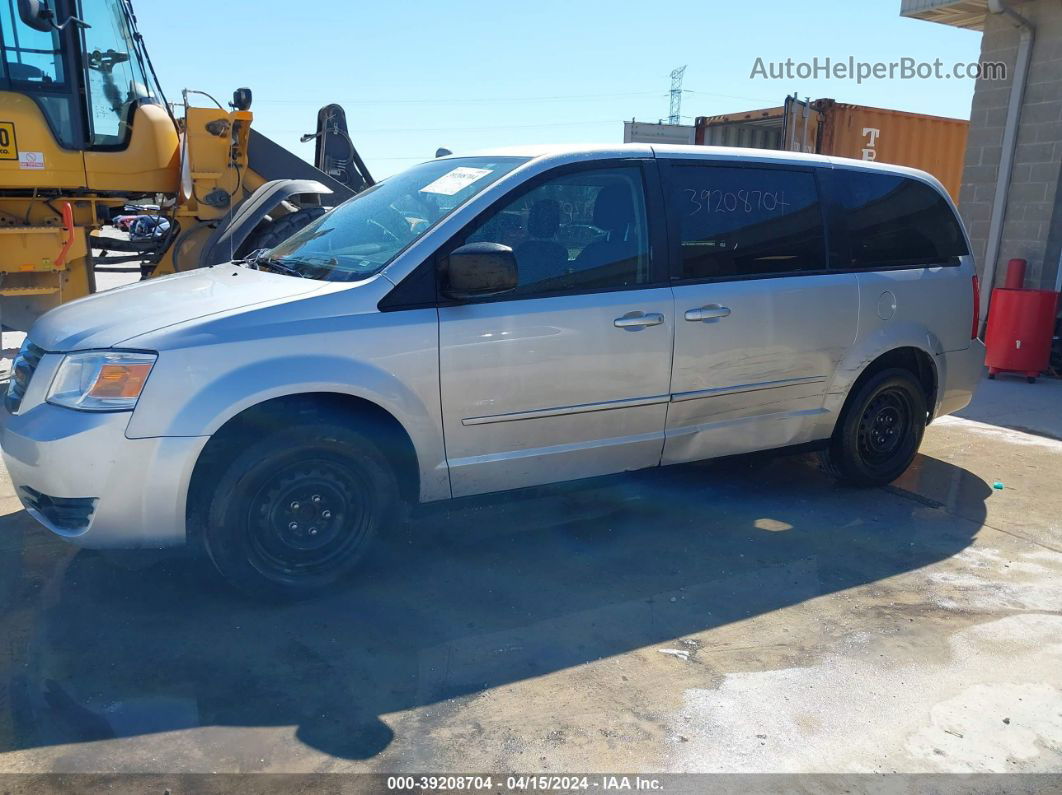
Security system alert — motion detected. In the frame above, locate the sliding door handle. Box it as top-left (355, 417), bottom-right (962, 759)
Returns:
top-left (614, 311), bottom-right (664, 329)
top-left (685, 305), bottom-right (731, 322)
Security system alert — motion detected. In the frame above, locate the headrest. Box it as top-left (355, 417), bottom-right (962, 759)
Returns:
top-left (528, 199), bottom-right (560, 238)
top-left (592, 184), bottom-right (635, 231)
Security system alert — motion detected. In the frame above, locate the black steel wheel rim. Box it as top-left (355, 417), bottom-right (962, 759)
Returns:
top-left (857, 387), bottom-right (913, 469)
top-left (245, 455), bottom-right (372, 581)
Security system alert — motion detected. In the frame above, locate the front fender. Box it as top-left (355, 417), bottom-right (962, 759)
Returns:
top-left (125, 320), bottom-right (450, 503)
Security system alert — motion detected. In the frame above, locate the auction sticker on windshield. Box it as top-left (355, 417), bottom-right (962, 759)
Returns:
top-left (420, 166), bottom-right (493, 196)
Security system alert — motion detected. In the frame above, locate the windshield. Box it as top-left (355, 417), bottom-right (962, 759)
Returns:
top-left (264, 156), bottom-right (529, 281)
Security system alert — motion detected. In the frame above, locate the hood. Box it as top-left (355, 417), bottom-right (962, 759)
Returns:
top-left (30, 266), bottom-right (324, 351)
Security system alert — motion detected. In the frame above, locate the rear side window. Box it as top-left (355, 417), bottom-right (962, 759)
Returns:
top-left (834, 170), bottom-right (968, 268)
top-left (669, 164), bottom-right (826, 280)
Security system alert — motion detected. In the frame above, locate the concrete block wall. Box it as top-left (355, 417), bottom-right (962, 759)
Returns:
top-left (958, 0), bottom-right (1062, 290)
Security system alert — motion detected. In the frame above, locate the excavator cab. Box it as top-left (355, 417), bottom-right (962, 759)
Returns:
top-left (1, 1), bottom-right (357, 332)
top-left (1, 0), bottom-right (176, 183)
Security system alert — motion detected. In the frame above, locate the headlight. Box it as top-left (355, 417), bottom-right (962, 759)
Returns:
top-left (47, 351), bottom-right (157, 411)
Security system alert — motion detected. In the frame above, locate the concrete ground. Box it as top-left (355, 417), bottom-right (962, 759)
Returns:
top-left (957, 374), bottom-right (1062, 440)
top-left (0, 406), bottom-right (1060, 775)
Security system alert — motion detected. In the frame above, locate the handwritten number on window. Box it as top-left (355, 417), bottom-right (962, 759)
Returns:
top-left (685, 187), bottom-right (790, 216)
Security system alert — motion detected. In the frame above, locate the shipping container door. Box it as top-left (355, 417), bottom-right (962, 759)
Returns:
top-left (782, 96), bottom-right (823, 154)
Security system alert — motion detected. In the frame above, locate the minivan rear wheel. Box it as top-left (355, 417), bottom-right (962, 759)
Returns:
top-left (822, 368), bottom-right (927, 487)
top-left (202, 419), bottom-right (399, 599)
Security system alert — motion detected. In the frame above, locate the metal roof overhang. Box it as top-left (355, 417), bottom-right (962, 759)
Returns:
top-left (899, 0), bottom-right (989, 30)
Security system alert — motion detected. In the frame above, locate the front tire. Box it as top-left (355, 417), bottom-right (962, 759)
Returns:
top-left (822, 368), bottom-right (927, 487)
top-left (202, 418), bottom-right (399, 599)
top-left (241, 206), bottom-right (326, 253)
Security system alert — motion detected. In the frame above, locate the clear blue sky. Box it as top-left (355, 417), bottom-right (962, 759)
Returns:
top-left (134, 0), bottom-right (983, 178)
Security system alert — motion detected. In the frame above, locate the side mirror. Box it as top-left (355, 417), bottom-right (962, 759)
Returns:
top-left (231, 87), bottom-right (253, 112)
top-left (17, 0), bottom-right (89, 31)
top-left (445, 242), bottom-right (518, 299)
top-left (17, 0), bottom-right (53, 32)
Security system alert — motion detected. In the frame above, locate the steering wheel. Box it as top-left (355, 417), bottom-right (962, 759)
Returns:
top-left (366, 204), bottom-right (416, 245)
top-left (366, 217), bottom-right (402, 244)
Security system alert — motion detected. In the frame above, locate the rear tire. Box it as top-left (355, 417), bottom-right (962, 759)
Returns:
top-left (202, 417), bottom-right (399, 599)
top-left (821, 368), bottom-right (927, 487)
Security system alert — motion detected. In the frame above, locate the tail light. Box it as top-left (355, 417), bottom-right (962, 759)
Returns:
top-left (971, 275), bottom-right (981, 340)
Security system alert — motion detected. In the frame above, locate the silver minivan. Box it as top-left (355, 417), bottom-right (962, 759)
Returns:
top-left (1, 144), bottom-right (985, 596)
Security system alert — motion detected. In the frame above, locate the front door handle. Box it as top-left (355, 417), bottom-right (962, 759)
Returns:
top-left (684, 305), bottom-right (732, 322)
top-left (614, 311), bottom-right (664, 330)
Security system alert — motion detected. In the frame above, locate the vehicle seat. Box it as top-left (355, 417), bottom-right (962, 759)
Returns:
top-left (6, 62), bottom-right (46, 81)
top-left (514, 199), bottom-right (568, 285)
top-left (575, 184), bottom-right (639, 272)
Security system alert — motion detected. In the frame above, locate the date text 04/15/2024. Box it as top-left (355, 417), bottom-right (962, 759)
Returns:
top-left (385, 775), bottom-right (664, 791)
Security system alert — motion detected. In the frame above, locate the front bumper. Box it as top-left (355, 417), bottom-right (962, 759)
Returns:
top-left (1, 377), bottom-right (208, 548)
top-left (934, 339), bottom-right (987, 419)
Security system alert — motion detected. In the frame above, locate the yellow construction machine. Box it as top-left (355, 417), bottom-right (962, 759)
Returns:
top-left (0, 0), bottom-right (373, 331)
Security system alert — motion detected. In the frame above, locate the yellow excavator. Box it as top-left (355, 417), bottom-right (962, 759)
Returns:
top-left (0, 0), bottom-right (373, 331)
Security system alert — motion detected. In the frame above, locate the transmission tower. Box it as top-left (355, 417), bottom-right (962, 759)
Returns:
top-left (668, 65), bottom-right (686, 125)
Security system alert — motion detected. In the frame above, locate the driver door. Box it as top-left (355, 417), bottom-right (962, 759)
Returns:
top-left (437, 161), bottom-right (675, 497)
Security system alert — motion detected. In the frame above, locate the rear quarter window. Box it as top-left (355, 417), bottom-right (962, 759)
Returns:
top-left (834, 169), bottom-right (968, 269)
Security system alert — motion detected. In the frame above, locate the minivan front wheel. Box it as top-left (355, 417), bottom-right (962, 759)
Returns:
top-left (203, 419), bottom-right (399, 598)
top-left (823, 368), bottom-right (927, 487)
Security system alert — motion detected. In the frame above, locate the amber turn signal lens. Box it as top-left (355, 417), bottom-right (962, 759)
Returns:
top-left (86, 363), bottom-right (153, 399)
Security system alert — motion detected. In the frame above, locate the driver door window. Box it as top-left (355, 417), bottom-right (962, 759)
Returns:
top-left (461, 165), bottom-right (652, 298)
top-left (1, 3), bottom-right (80, 146)
top-left (0, 4), bottom-right (64, 84)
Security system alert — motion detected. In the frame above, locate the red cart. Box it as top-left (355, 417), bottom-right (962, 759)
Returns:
top-left (984, 287), bottom-right (1059, 383)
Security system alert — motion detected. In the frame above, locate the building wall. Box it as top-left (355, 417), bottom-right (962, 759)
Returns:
top-left (958, 0), bottom-right (1062, 289)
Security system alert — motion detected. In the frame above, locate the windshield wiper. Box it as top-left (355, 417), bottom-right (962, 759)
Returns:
top-left (234, 249), bottom-right (305, 278)
top-left (258, 257), bottom-right (306, 278)
top-left (279, 254), bottom-right (339, 268)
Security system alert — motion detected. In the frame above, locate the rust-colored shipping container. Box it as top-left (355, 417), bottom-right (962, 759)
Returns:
top-left (695, 97), bottom-right (968, 202)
